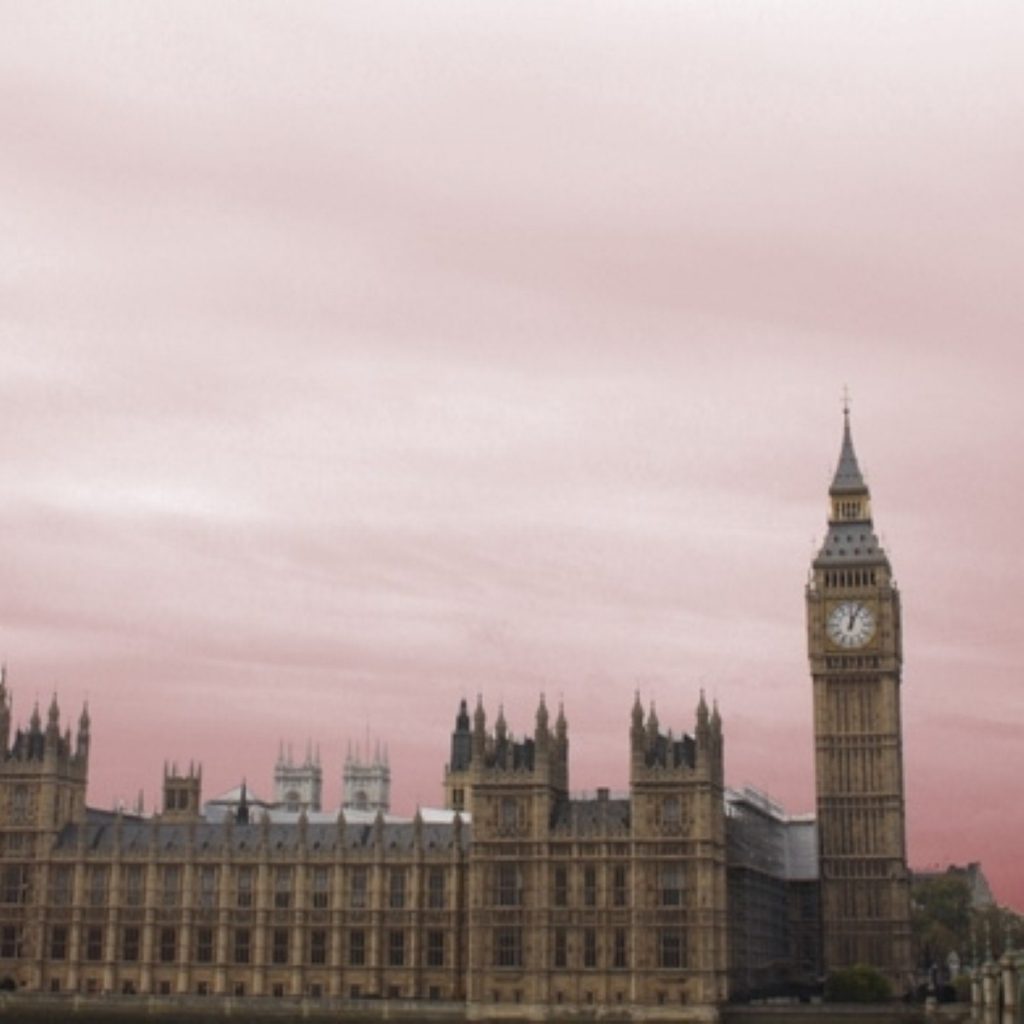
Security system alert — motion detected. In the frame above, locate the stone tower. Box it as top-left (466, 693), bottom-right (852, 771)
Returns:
top-left (628, 692), bottom-right (728, 1006)
top-left (0, 671), bottom-right (89, 988)
top-left (0, 671), bottom-right (89, 843)
top-left (443, 697), bottom-right (473, 812)
top-left (806, 408), bottom-right (912, 987)
top-left (342, 737), bottom-right (390, 813)
top-left (273, 742), bottom-right (322, 813)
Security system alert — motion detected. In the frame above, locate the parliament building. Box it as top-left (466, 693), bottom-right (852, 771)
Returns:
top-left (0, 414), bottom-right (912, 1018)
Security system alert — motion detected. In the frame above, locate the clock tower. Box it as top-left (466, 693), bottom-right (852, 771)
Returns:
top-left (806, 407), bottom-right (912, 988)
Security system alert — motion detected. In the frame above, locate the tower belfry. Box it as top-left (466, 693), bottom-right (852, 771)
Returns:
top-left (806, 409), bottom-right (912, 987)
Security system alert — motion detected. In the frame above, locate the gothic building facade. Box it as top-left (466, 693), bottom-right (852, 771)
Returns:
top-left (0, 413), bottom-right (912, 1015)
top-left (806, 409), bottom-right (913, 985)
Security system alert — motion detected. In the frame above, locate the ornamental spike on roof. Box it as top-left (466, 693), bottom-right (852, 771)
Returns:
top-left (829, 404), bottom-right (867, 495)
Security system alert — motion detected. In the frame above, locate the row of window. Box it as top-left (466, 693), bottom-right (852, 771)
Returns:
top-left (823, 569), bottom-right (877, 588)
top-left (493, 927), bottom-right (686, 970)
top-left (54, 977), bottom-right (444, 1001)
top-left (493, 863), bottom-right (684, 908)
top-left (37, 864), bottom-right (447, 911)
top-left (35, 925), bottom-right (446, 969)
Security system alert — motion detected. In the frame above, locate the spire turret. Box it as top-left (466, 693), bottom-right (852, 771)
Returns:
top-left (830, 400), bottom-right (867, 497)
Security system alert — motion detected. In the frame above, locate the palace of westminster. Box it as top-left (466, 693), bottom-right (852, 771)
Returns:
top-left (0, 414), bottom-right (916, 1018)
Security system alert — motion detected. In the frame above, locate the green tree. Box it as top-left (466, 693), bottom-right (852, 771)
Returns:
top-left (824, 964), bottom-right (893, 1003)
top-left (912, 875), bottom-right (970, 967)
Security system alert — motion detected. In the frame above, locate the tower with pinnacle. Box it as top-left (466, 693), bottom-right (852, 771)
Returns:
top-left (806, 405), bottom-right (912, 987)
top-left (273, 741), bottom-right (322, 813)
top-left (342, 736), bottom-right (390, 813)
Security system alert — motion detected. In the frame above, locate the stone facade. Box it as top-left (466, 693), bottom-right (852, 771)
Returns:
top-left (274, 744), bottom-right (323, 814)
top-left (0, 412), bottom-right (916, 1013)
top-left (0, 684), bottom-right (729, 1019)
top-left (342, 741), bottom-right (390, 814)
top-left (806, 408), bottom-right (913, 986)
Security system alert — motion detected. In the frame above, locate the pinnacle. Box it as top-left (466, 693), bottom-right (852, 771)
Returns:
top-left (830, 407), bottom-right (867, 495)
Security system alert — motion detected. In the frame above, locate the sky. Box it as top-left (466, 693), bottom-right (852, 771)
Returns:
top-left (1, 2), bottom-right (1022, 910)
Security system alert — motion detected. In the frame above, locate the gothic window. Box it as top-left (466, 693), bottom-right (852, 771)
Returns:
top-left (123, 865), bottom-right (144, 907)
top-left (553, 866), bottom-right (568, 907)
top-left (349, 929), bottom-right (365, 966)
top-left (388, 929), bottom-right (405, 967)
top-left (583, 928), bottom-right (597, 968)
top-left (658, 929), bottom-right (684, 969)
top-left (122, 927), bottom-right (140, 962)
top-left (272, 927), bottom-right (289, 965)
top-left (236, 867), bottom-right (253, 908)
top-left (86, 866), bottom-right (107, 907)
top-left (612, 865), bottom-right (628, 907)
top-left (312, 867), bottom-right (329, 909)
top-left (451, 787), bottom-right (464, 810)
top-left (426, 930), bottom-right (444, 967)
top-left (583, 866), bottom-right (597, 907)
top-left (495, 863), bottom-right (520, 907)
top-left (195, 927), bottom-right (214, 964)
top-left (659, 864), bottom-right (682, 907)
top-left (553, 929), bottom-right (567, 968)
top-left (234, 928), bottom-right (251, 964)
top-left (274, 867), bottom-right (292, 909)
top-left (1, 865), bottom-right (26, 905)
top-left (49, 925), bottom-right (67, 961)
top-left (10, 785), bottom-right (29, 824)
top-left (499, 797), bottom-right (519, 832)
top-left (198, 866), bottom-right (217, 908)
top-left (85, 926), bottom-right (103, 962)
top-left (389, 869), bottom-right (405, 909)
top-left (0, 926), bottom-right (21, 959)
top-left (159, 927), bottom-right (176, 963)
top-left (661, 796), bottom-right (681, 831)
top-left (350, 867), bottom-right (367, 909)
top-left (613, 928), bottom-right (628, 969)
top-left (494, 927), bottom-right (521, 968)
top-left (426, 867), bottom-right (445, 909)
top-left (161, 865), bottom-right (180, 907)
top-left (310, 928), bottom-right (327, 965)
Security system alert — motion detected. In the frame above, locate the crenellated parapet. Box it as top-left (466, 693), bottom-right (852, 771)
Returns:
top-left (443, 694), bottom-right (568, 816)
top-left (0, 672), bottom-right (89, 836)
top-left (629, 690), bottom-right (724, 787)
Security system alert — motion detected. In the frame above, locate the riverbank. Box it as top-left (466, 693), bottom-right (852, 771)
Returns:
top-left (0, 993), bottom-right (975, 1024)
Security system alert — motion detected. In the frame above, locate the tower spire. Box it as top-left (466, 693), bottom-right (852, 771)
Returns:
top-left (830, 395), bottom-right (866, 496)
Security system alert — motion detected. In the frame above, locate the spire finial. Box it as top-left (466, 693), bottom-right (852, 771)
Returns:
top-left (829, 392), bottom-right (867, 496)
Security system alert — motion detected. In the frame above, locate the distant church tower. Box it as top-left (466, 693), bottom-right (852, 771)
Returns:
top-left (342, 737), bottom-right (390, 813)
top-left (273, 742), bottom-right (322, 813)
top-left (806, 406), bottom-right (912, 986)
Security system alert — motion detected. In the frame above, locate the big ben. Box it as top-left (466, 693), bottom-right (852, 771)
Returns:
top-left (806, 406), bottom-right (913, 988)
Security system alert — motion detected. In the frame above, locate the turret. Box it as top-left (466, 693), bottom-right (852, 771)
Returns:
top-left (161, 761), bottom-right (202, 821)
top-left (472, 695), bottom-right (486, 760)
top-left (0, 678), bottom-right (89, 833)
top-left (76, 702), bottom-right (90, 762)
top-left (533, 694), bottom-right (550, 761)
top-left (450, 698), bottom-right (472, 771)
top-left (0, 665), bottom-right (10, 752)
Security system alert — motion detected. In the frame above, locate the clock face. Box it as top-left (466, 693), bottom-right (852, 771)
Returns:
top-left (827, 601), bottom-right (876, 648)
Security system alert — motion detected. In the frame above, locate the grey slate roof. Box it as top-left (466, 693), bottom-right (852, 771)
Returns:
top-left (551, 798), bottom-right (630, 834)
top-left (815, 522), bottom-right (886, 567)
top-left (829, 413), bottom-right (867, 495)
top-left (55, 815), bottom-right (469, 857)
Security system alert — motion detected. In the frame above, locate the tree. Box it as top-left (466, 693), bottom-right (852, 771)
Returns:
top-left (824, 965), bottom-right (893, 1003)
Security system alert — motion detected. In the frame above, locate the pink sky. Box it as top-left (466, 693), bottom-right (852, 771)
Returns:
top-left (1, 3), bottom-right (1022, 910)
